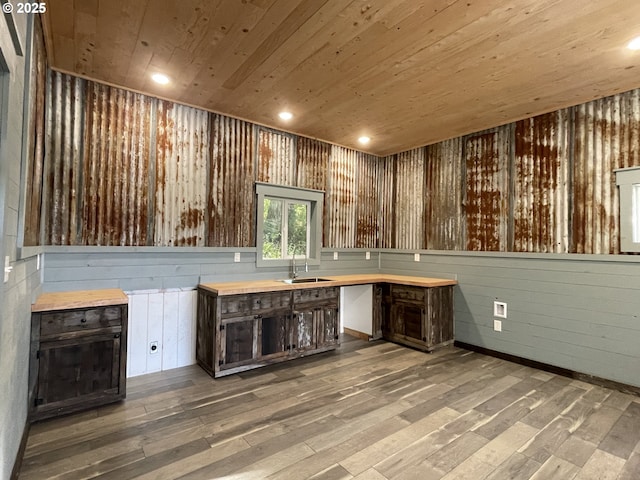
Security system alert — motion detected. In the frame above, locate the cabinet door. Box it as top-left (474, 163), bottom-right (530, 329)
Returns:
top-left (260, 313), bottom-right (291, 358)
top-left (316, 307), bottom-right (339, 348)
top-left (391, 303), bottom-right (425, 342)
top-left (292, 309), bottom-right (316, 352)
top-left (36, 331), bottom-right (122, 412)
top-left (219, 316), bottom-right (258, 370)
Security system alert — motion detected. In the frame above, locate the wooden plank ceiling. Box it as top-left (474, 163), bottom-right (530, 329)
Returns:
top-left (41, 0), bottom-right (640, 156)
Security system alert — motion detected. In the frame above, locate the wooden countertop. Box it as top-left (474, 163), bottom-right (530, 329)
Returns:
top-left (199, 274), bottom-right (457, 295)
top-left (32, 289), bottom-right (129, 312)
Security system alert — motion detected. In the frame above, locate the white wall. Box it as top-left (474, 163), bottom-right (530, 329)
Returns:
top-left (341, 285), bottom-right (373, 335)
top-left (126, 289), bottom-right (197, 377)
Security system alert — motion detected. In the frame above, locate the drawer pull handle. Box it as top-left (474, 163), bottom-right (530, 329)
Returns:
top-left (114, 334), bottom-right (121, 339)
top-left (81, 318), bottom-right (87, 323)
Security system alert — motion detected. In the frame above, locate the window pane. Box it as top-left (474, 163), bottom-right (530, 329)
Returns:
top-left (263, 198), bottom-right (283, 259)
top-left (287, 202), bottom-right (308, 257)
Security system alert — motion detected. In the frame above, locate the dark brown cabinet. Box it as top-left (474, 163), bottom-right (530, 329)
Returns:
top-left (29, 290), bottom-right (128, 421)
top-left (379, 283), bottom-right (454, 352)
top-left (197, 286), bottom-right (340, 377)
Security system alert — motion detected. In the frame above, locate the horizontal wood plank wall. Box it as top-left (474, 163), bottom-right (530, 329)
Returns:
top-left (380, 251), bottom-right (640, 388)
top-left (42, 248), bottom-right (381, 292)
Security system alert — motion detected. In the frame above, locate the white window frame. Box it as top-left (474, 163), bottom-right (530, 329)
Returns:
top-left (256, 183), bottom-right (324, 268)
top-left (615, 166), bottom-right (640, 252)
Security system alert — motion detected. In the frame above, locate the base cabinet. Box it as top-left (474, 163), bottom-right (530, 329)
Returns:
top-left (29, 290), bottom-right (128, 421)
top-left (197, 286), bottom-right (340, 377)
top-left (379, 283), bottom-right (454, 352)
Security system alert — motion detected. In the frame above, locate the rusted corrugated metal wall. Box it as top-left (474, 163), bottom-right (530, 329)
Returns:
top-left (208, 115), bottom-right (255, 247)
top-left (395, 148), bottom-right (425, 250)
top-left (464, 126), bottom-right (511, 251)
top-left (573, 91), bottom-right (640, 254)
top-left (24, 16), bottom-right (47, 246)
top-left (514, 110), bottom-right (571, 253)
top-left (296, 137), bottom-right (330, 191)
top-left (82, 82), bottom-right (152, 246)
top-left (378, 155), bottom-right (396, 249)
top-left (355, 152), bottom-right (379, 248)
top-left (327, 145), bottom-right (357, 248)
top-left (42, 72), bottom-right (85, 245)
top-left (155, 102), bottom-right (209, 246)
top-left (425, 138), bottom-right (464, 250)
top-left (257, 128), bottom-right (296, 186)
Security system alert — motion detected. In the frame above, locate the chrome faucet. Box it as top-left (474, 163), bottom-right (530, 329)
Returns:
top-left (290, 246), bottom-right (308, 280)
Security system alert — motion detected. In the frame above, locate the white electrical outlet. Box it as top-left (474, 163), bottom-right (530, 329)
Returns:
top-left (494, 319), bottom-right (502, 332)
top-left (365, 251), bottom-right (370, 260)
top-left (36, 254), bottom-right (40, 270)
top-left (234, 252), bottom-right (241, 262)
top-left (494, 301), bottom-right (507, 318)
top-left (149, 341), bottom-right (159, 354)
top-left (414, 253), bottom-right (420, 262)
top-left (333, 252), bottom-right (339, 260)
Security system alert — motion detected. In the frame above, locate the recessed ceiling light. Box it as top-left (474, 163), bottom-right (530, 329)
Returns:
top-left (151, 73), bottom-right (170, 85)
top-left (278, 111), bottom-right (293, 120)
top-left (627, 36), bottom-right (640, 50)
top-left (358, 136), bottom-right (371, 144)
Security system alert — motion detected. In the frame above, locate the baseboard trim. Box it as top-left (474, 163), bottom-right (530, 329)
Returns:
top-left (10, 419), bottom-right (30, 480)
top-left (343, 327), bottom-right (371, 342)
top-left (454, 341), bottom-right (640, 398)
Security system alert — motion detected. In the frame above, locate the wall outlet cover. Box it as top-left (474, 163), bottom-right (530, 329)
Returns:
top-left (493, 319), bottom-right (502, 332)
top-left (365, 251), bottom-right (370, 260)
top-left (149, 341), bottom-right (159, 354)
top-left (234, 252), bottom-right (241, 262)
top-left (36, 254), bottom-right (40, 270)
top-left (494, 301), bottom-right (507, 319)
top-left (414, 253), bottom-right (420, 262)
top-left (333, 252), bottom-right (339, 260)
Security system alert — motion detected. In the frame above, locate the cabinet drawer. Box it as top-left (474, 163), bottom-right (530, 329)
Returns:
top-left (391, 285), bottom-right (425, 303)
top-left (220, 292), bottom-right (291, 316)
top-left (293, 286), bottom-right (339, 305)
top-left (40, 307), bottom-right (123, 336)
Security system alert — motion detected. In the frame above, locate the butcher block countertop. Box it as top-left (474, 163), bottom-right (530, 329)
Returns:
top-left (32, 289), bottom-right (129, 312)
top-left (199, 274), bottom-right (457, 296)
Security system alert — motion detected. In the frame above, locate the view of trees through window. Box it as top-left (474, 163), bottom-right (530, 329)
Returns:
top-left (262, 197), bottom-right (309, 260)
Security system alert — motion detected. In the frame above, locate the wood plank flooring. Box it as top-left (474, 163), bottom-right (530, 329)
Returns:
top-left (20, 336), bottom-right (640, 479)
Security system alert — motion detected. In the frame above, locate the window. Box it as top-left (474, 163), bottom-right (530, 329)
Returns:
top-left (262, 197), bottom-right (310, 259)
top-left (256, 183), bottom-right (323, 267)
top-left (615, 166), bottom-right (640, 252)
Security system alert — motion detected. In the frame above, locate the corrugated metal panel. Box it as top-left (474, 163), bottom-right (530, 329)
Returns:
top-left (327, 145), bottom-right (357, 248)
top-left (573, 90), bottom-right (640, 254)
top-left (425, 138), bottom-right (464, 250)
top-left (514, 110), bottom-right (571, 253)
top-left (82, 81), bottom-right (152, 246)
top-left (42, 71), bottom-right (85, 245)
top-left (378, 155), bottom-right (395, 249)
top-left (395, 148), bottom-right (425, 250)
top-left (257, 127), bottom-right (296, 186)
top-left (155, 101), bottom-right (209, 246)
top-left (24, 16), bottom-right (47, 246)
top-left (296, 137), bottom-right (330, 191)
top-left (464, 126), bottom-right (510, 251)
top-left (355, 152), bottom-right (379, 248)
top-left (209, 114), bottom-right (255, 247)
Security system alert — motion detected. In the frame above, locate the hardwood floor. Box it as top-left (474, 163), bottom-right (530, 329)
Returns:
top-left (20, 336), bottom-right (640, 479)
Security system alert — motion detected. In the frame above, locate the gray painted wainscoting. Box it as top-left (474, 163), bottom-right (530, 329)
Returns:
top-left (380, 250), bottom-right (640, 389)
top-left (41, 246), bottom-right (640, 389)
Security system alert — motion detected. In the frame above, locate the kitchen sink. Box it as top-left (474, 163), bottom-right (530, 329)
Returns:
top-left (281, 277), bottom-right (332, 284)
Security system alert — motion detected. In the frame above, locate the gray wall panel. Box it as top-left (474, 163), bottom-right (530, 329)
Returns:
top-left (381, 251), bottom-right (640, 387)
